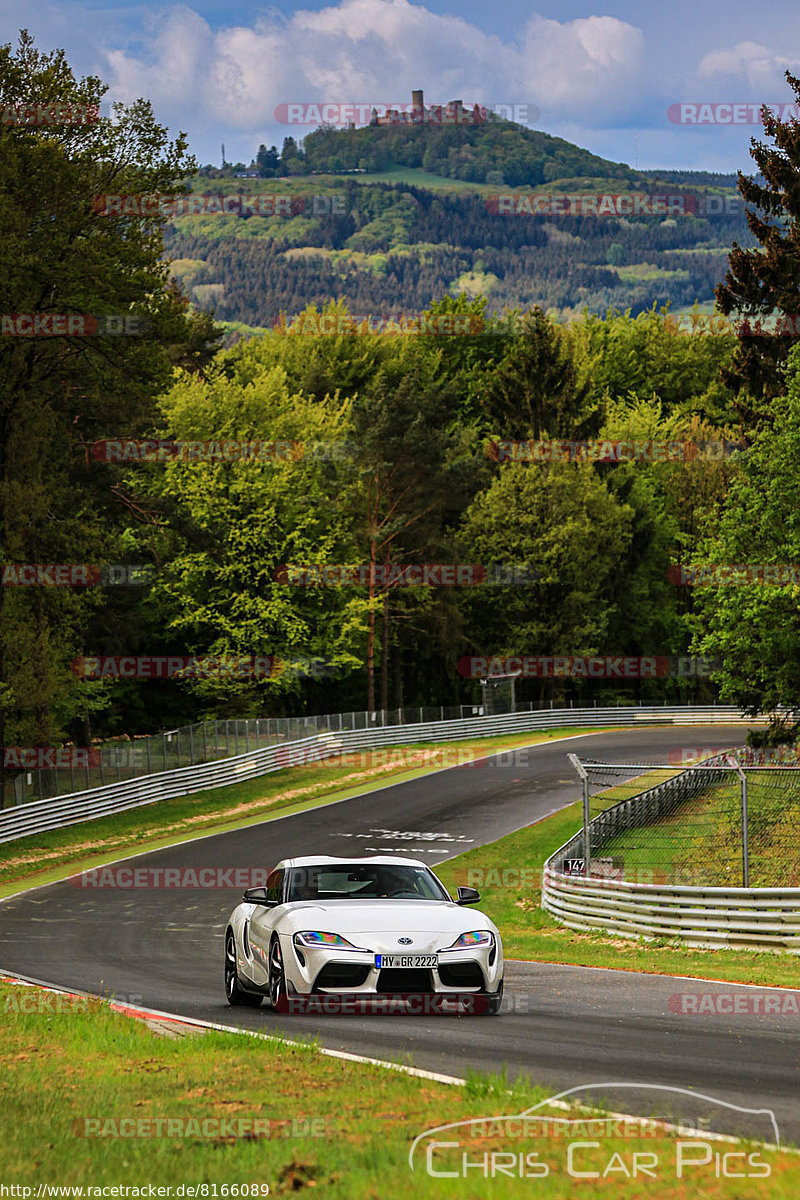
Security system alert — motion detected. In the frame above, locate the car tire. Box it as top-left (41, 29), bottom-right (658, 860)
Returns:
top-left (225, 928), bottom-right (263, 1007)
top-left (269, 935), bottom-right (287, 1010)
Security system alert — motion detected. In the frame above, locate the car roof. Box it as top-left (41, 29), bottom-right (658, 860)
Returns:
top-left (275, 855), bottom-right (430, 869)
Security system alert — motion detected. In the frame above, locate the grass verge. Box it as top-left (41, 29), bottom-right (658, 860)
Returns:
top-left (0, 728), bottom-right (595, 900)
top-left (0, 980), bottom-right (791, 1195)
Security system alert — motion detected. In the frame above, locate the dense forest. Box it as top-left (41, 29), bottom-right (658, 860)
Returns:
top-left (3, 36), bottom-right (800, 801)
top-left (165, 182), bottom-right (754, 324)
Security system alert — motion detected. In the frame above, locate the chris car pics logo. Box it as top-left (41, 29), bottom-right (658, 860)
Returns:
top-left (410, 1083), bottom-right (779, 1180)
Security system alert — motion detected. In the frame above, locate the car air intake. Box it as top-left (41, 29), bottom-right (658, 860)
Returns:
top-left (438, 962), bottom-right (484, 988)
top-left (314, 963), bottom-right (371, 989)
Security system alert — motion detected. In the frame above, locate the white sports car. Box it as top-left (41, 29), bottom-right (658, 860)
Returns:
top-left (224, 855), bottom-right (504, 1014)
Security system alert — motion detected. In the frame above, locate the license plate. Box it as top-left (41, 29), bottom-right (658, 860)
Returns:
top-left (375, 954), bottom-right (437, 969)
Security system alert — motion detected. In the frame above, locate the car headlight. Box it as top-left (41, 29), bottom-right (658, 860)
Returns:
top-left (293, 931), bottom-right (367, 951)
top-left (447, 930), bottom-right (494, 950)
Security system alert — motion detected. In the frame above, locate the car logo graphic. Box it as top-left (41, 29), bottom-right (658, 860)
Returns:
top-left (398, 938), bottom-right (413, 945)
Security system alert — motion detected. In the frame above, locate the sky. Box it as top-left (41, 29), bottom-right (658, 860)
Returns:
top-left (3, 0), bottom-right (799, 172)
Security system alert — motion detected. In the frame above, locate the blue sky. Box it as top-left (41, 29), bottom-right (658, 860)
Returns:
top-left (4, 0), bottom-right (799, 171)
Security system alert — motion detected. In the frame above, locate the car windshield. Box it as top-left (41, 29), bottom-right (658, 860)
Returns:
top-left (285, 863), bottom-right (450, 902)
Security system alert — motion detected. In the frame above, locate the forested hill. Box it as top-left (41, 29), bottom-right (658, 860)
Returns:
top-left (296, 118), bottom-right (636, 187)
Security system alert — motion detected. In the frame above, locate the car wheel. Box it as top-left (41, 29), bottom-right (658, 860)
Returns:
top-left (484, 980), bottom-right (504, 1016)
top-left (225, 928), bottom-right (263, 1007)
top-left (269, 935), bottom-right (287, 1010)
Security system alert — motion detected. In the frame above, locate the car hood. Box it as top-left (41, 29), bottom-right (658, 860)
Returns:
top-left (278, 900), bottom-right (497, 941)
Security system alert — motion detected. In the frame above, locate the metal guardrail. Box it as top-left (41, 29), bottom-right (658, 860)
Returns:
top-left (0, 705), bottom-right (754, 845)
top-left (542, 750), bottom-right (800, 950)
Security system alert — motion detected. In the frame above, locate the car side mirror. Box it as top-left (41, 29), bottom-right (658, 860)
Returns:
top-left (456, 885), bottom-right (481, 905)
top-left (243, 886), bottom-right (275, 906)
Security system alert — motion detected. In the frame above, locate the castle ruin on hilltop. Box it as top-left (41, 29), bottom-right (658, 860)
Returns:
top-left (369, 89), bottom-right (486, 127)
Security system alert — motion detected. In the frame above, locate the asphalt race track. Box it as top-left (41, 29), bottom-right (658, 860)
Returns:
top-left (2, 725), bottom-right (799, 1145)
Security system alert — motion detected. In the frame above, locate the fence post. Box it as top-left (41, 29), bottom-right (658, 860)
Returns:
top-left (741, 772), bottom-right (750, 888)
top-left (568, 753), bottom-right (591, 876)
top-left (729, 755), bottom-right (750, 887)
top-left (203, 722), bottom-right (208, 761)
top-left (189, 725), bottom-right (195, 765)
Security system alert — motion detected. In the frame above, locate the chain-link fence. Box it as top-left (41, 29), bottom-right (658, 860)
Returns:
top-left (8, 694), bottom-right (671, 808)
top-left (8, 697), bottom-right (560, 807)
top-left (563, 751), bottom-right (800, 888)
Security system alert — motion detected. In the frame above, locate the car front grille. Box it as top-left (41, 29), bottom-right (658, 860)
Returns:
top-left (376, 968), bottom-right (433, 993)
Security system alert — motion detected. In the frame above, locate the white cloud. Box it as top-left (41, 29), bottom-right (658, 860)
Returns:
top-left (99, 0), bottom-right (645, 141)
top-left (697, 40), bottom-right (800, 92)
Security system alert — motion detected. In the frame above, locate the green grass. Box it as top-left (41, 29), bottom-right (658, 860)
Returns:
top-left (0, 980), bottom-right (791, 1195)
top-left (0, 728), bottom-right (596, 900)
top-left (614, 263), bottom-right (692, 282)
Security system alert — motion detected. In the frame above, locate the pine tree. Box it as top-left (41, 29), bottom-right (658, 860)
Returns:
top-left (716, 71), bottom-right (800, 422)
